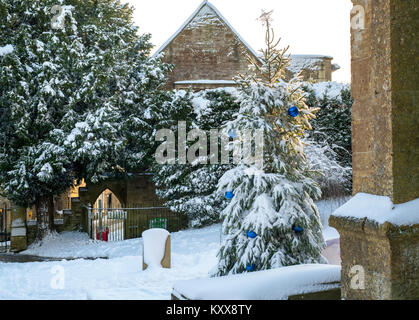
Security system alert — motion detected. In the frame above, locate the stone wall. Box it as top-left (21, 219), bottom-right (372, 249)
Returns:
top-left (285, 56), bottom-right (335, 83)
top-left (11, 174), bottom-right (187, 247)
top-left (67, 175), bottom-right (155, 231)
top-left (330, 216), bottom-right (419, 299)
top-left (390, 0), bottom-right (419, 203)
top-left (0, 198), bottom-right (11, 232)
top-left (161, 4), bottom-right (256, 90)
top-left (0, 196), bottom-right (10, 207)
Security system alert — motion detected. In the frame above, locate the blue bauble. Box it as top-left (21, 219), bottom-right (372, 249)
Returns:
top-left (228, 129), bottom-right (237, 139)
top-left (288, 106), bottom-right (299, 117)
top-left (225, 191), bottom-right (234, 199)
top-left (293, 225), bottom-right (304, 233)
top-left (246, 264), bottom-right (255, 271)
top-left (247, 230), bottom-right (257, 238)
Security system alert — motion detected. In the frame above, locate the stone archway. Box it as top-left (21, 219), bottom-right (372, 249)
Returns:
top-left (66, 174), bottom-right (163, 233)
top-left (81, 183), bottom-right (128, 209)
top-left (93, 188), bottom-right (123, 210)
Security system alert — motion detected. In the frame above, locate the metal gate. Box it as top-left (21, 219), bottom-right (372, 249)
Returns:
top-left (88, 205), bottom-right (185, 242)
top-left (0, 206), bottom-right (10, 253)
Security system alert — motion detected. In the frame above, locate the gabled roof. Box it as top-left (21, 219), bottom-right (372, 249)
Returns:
top-left (152, 0), bottom-right (260, 60)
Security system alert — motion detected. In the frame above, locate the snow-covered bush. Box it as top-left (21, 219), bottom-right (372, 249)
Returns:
top-left (304, 136), bottom-right (351, 199)
top-left (303, 82), bottom-right (352, 166)
top-left (302, 82), bottom-right (353, 195)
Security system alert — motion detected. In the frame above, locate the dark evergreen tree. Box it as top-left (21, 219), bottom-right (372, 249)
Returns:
top-left (303, 83), bottom-right (353, 195)
top-left (0, 0), bottom-right (169, 239)
top-left (152, 89), bottom-right (238, 227)
top-left (303, 84), bottom-right (352, 167)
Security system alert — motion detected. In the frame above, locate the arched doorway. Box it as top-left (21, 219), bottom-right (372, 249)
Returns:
top-left (91, 189), bottom-right (125, 242)
top-left (93, 189), bottom-right (122, 211)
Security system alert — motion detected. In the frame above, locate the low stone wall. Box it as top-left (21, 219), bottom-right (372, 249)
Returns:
top-left (171, 286), bottom-right (341, 301)
top-left (171, 264), bottom-right (342, 300)
top-left (329, 215), bottom-right (419, 300)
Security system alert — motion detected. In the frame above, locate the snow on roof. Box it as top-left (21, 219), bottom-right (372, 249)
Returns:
top-left (172, 264), bottom-right (341, 300)
top-left (333, 193), bottom-right (419, 226)
top-left (0, 44), bottom-right (14, 56)
top-left (290, 54), bottom-right (333, 59)
top-left (152, 0), bottom-right (260, 61)
top-left (175, 80), bottom-right (236, 84)
top-left (288, 55), bottom-right (328, 74)
top-left (304, 81), bottom-right (350, 101)
top-left (255, 53), bottom-right (335, 74)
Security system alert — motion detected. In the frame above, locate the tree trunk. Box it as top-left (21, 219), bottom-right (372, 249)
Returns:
top-left (35, 196), bottom-right (55, 241)
top-left (48, 195), bottom-right (55, 232)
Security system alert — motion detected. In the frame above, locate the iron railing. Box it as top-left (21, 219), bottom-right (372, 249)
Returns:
top-left (88, 205), bottom-right (186, 242)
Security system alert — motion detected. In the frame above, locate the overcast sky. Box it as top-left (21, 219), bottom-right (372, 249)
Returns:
top-left (124, 0), bottom-right (353, 83)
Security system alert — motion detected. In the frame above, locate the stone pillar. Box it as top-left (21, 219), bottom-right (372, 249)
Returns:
top-left (351, 0), bottom-right (418, 204)
top-left (10, 204), bottom-right (27, 252)
top-left (329, 0), bottom-right (418, 300)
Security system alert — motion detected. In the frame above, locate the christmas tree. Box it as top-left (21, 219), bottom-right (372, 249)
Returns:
top-left (211, 11), bottom-right (326, 276)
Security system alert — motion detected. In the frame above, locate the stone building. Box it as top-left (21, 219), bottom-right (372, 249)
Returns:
top-left (154, 0), bottom-right (340, 91)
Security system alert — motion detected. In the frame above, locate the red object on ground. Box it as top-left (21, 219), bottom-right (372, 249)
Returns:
top-left (96, 228), bottom-right (110, 242)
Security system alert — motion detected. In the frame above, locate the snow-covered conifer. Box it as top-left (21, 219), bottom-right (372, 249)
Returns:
top-left (212, 11), bottom-right (326, 276)
top-left (0, 0), bottom-right (169, 239)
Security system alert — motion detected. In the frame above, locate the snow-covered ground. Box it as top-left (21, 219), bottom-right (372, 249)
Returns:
top-left (0, 224), bottom-right (221, 300)
top-left (0, 200), bottom-right (344, 300)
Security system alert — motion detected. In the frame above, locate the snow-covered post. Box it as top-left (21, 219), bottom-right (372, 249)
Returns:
top-left (142, 228), bottom-right (171, 270)
top-left (10, 204), bottom-right (27, 252)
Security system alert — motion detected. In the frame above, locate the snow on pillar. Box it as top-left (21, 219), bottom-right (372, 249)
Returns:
top-left (142, 228), bottom-right (171, 270)
top-left (330, 0), bottom-right (418, 300)
top-left (10, 204), bottom-right (27, 252)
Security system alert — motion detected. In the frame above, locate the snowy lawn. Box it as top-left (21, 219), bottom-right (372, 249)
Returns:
top-left (0, 200), bottom-right (343, 300)
top-left (0, 225), bottom-right (221, 300)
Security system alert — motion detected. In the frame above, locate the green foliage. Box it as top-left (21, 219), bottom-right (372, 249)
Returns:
top-left (0, 0), bottom-right (169, 238)
top-left (303, 84), bottom-right (352, 167)
top-left (302, 83), bottom-right (353, 194)
top-left (151, 89), bottom-right (238, 227)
